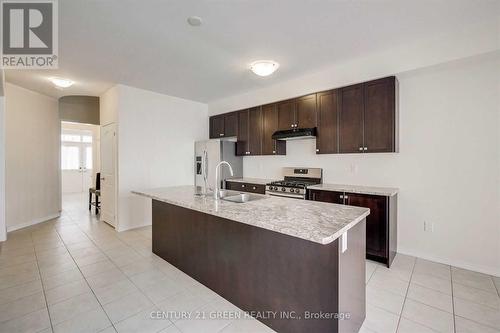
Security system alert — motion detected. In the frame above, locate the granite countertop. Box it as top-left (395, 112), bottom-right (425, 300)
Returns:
top-left (133, 186), bottom-right (369, 245)
top-left (307, 183), bottom-right (399, 196)
top-left (226, 177), bottom-right (276, 185)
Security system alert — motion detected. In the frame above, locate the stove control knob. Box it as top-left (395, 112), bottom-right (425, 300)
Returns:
top-left (272, 186), bottom-right (277, 191)
top-left (289, 188), bottom-right (294, 192)
top-left (295, 189), bottom-right (300, 193)
top-left (281, 187), bottom-right (286, 192)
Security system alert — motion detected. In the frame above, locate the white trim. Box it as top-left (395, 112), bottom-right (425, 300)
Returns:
top-left (6, 213), bottom-right (61, 233)
top-left (398, 247), bottom-right (500, 278)
top-left (117, 221), bottom-right (151, 233)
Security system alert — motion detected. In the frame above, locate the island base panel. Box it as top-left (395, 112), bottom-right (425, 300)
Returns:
top-left (152, 200), bottom-right (366, 333)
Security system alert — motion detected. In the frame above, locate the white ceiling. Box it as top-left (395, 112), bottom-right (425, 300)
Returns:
top-left (5, 0), bottom-right (500, 102)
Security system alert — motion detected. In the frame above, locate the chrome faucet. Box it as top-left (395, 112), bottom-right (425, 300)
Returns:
top-left (214, 161), bottom-right (234, 200)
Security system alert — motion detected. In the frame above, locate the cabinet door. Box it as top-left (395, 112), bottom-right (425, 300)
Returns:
top-left (316, 90), bottom-right (339, 154)
top-left (339, 84), bottom-right (364, 153)
top-left (236, 110), bottom-right (249, 156)
top-left (224, 112), bottom-right (238, 137)
top-left (363, 77), bottom-right (395, 153)
top-left (210, 115), bottom-right (225, 138)
top-left (277, 99), bottom-right (295, 131)
top-left (295, 94), bottom-right (317, 128)
top-left (346, 193), bottom-right (387, 258)
top-left (248, 107), bottom-right (262, 155)
top-left (308, 189), bottom-right (344, 204)
top-left (262, 104), bottom-right (286, 155)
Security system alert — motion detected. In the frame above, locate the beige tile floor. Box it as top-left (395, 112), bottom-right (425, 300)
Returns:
top-left (0, 193), bottom-right (499, 333)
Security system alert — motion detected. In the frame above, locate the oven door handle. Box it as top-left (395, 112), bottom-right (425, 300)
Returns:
top-left (266, 191), bottom-right (304, 199)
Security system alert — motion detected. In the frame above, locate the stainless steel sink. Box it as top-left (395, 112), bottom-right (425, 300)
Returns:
top-left (220, 191), bottom-right (263, 203)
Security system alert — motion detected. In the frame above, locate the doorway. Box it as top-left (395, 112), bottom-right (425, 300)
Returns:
top-left (61, 122), bottom-right (100, 195)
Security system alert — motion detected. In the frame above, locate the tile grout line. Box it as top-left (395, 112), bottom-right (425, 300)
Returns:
top-left (450, 266), bottom-right (457, 333)
top-left (29, 229), bottom-right (55, 333)
top-left (72, 218), bottom-right (176, 330)
top-left (394, 257), bottom-right (416, 333)
top-left (51, 221), bottom-right (118, 332)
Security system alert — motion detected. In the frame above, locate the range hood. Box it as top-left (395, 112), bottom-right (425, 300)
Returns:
top-left (272, 127), bottom-right (317, 141)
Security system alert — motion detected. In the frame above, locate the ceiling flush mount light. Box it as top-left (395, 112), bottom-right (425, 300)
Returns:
top-left (187, 16), bottom-right (202, 27)
top-left (49, 77), bottom-right (74, 88)
top-left (250, 60), bottom-right (279, 77)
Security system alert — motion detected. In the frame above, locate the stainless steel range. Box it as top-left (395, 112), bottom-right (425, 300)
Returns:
top-left (266, 167), bottom-right (322, 199)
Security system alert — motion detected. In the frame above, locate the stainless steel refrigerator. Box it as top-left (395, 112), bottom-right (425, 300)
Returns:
top-left (194, 139), bottom-right (243, 193)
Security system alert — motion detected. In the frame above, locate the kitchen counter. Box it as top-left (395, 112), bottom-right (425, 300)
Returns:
top-left (308, 183), bottom-right (399, 196)
top-left (133, 185), bottom-right (369, 245)
top-left (134, 185), bottom-right (368, 332)
top-left (225, 177), bottom-right (275, 185)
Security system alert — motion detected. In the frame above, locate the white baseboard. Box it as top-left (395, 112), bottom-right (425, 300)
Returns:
top-left (117, 221), bottom-right (151, 232)
top-left (6, 213), bottom-right (61, 232)
top-left (398, 247), bottom-right (500, 277)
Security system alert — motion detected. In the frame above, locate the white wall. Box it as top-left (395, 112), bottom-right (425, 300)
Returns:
top-left (208, 54), bottom-right (500, 276)
top-left (100, 86), bottom-right (119, 126)
top-left (5, 83), bottom-right (61, 231)
top-left (0, 71), bottom-right (5, 241)
top-left (102, 84), bottom-right (208, 231)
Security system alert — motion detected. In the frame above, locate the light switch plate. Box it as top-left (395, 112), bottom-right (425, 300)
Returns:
top-left (341, 232), bottom-right (348, 253)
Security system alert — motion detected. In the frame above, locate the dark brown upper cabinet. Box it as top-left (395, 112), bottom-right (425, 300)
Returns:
top-left (209, 112), bottom-right (239, 139)
top-left (339, 77), bottom-right (397, 153)
top-left (209, 76), bottom-right (397, 155)
top-left (295, 94), bottom-right (317, 128)
top-left (236, 107), bottom-right (262, 156)
top-left (224, 112), bottom-right (238, 137)
top-left (209, 114), bottom-right (225, 139)
top-left (236, 110), bottom-right (249, 156)
top-left (363, 77), bottom-right (396, 153)
top-left (277, 94), bottom-right (317, 130)
top-left (339, 84), bottom-right (364, 153)
top-left (277, 99), bottom-right (295, 131)
top-left (261, 104), bottom-right (286, 155)
top-left (316, 90), bottom-right (339, 154)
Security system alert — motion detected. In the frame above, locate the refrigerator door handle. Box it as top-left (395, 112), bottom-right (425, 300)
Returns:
top-left (203, 150), bottom-right (209, 189)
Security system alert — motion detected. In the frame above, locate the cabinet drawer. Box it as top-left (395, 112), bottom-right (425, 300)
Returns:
top-left (308, 189), bottom-right (344, 204)
top-left (225, 181), bottom-right (265, 194)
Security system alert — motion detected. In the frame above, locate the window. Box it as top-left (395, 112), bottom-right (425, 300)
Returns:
top-left (61, 129), bottom-right (94, 171)
top-left (61, 146), bottom-right (80, 170)
top-left (61, 134), bottom-right (81, 142)
top-left (61, 131), bottom-right (93, 143)
top-left (85, 147), bottom-right (93, 169)
top-left (82, 135), bottom-right (92, 143)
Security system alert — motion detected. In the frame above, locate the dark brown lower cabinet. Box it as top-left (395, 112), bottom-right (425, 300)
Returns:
top-left (309, 189), bottom-right (344, 204)
top-left (308, 189), bottom-right (397, 267)
top-left (225, 181), bottom-right (266, 194)
top-left (152, 200), bottom-right (366, 333)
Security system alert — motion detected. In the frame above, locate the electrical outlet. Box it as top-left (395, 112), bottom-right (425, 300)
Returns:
top-left (424, 221), bottom-right (434, 233)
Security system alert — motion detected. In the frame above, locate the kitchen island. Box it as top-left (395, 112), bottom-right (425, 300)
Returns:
top-left (133, 186), bottom-right (370, 333)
